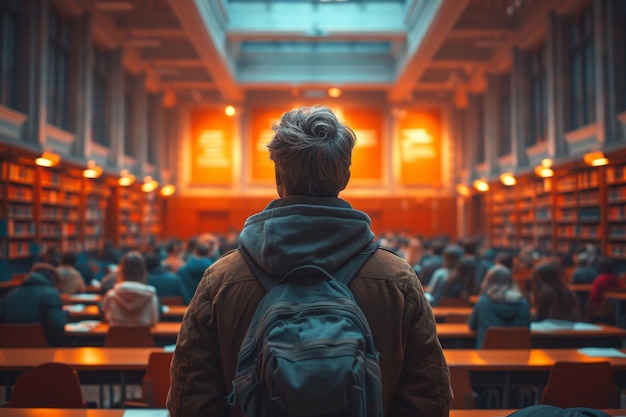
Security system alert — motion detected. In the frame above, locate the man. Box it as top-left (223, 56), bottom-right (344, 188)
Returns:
top-left (167, 106), bottom-right (452, 417)
top-left (176, 242), bottom-right (214, 304)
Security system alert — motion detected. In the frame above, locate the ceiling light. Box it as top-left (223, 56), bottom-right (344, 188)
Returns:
top-left (160, 184), bottom-right (176, 197)
top-left (456, 184), bottom-right (470, 197)
top-left (83, 160), bottom-right (103, 179)
top-left (328, 88), bottom-right (342, 98)
top-left (583, 151), bottom-right (608, 167)
top-left (118, 169), bottom-right (136, 186)
top-left (534, 165), bottom-right (554, 178)
top-left (142, 176), bottom-right (159, 193)
top-left (225, 105), bottom-right (236, 117)
top-left (35, 151), bottom-right (60, 167)
top-left (473, 179), bottom-right (489, 192)
top-left (500, 172), bottom-right (516, 186)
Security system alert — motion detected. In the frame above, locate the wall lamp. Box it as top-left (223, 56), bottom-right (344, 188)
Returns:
top-left (473, 179), bottom-right (489, 192)
top-left (35, 151), bottom-right (60, 167)
top-left (118, 169), bottom-right (136, 186)
top-left (83, 160), bottom-right (102, 178)
top-left (141, 176), bottom-right (159, 192)
top-left (583, 151), bottom-right (608, 167)
top-left (456, 183), bottom-right (471, 197)
top-left (500, 172), bottom-right (516, 186)
top-left (534, 158), bottom-right (554, 178)
top-left (160, 184), bottom-right (176, 197)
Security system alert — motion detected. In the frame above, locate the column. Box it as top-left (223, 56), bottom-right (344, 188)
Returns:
top-left (593, 0), bottom-right (615, 144)
top-left (511, 47), bottom-right (528, 168)
top-left (546, 12), bottom-right (566, 157)
top-left (485, 74), bottom-right (499, 173)
top-left (70, 12), bottom-right (92, 158)
top-left (150, 92), bottom-right (164, 173)
top-left (108, 48), bottom-right (124, 168)
top-left (24, 0), bottom-right (48, 145)
top-left (134, 73), bottom-right (148, 176)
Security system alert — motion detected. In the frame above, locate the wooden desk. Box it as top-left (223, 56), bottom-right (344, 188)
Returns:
top-left (444, 348), bottom-right (626, 371)
top-left (0, 279), bottom-right (20, 297)
top-left (65, 305), bottom-right (187, 322)
top-left (436, 322), bottom-right (626, 349)
top-left (0, 410), bottom-right (624, 417)
top-left (605, 290), bottom-right (626, 328)
top-left (0, 347), bottom-right (162, 372)
top-left (567, 283), bottom-right (594, 294)
top-left (431, 306), bottom-right (473, 323)
top-left (62, 322), bottom-right (181, 346)
top-left (61, 293), bottom-right (103, 306)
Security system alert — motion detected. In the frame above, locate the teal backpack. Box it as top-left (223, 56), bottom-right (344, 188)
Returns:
top-left (231, 242), bottom-right (383, 417)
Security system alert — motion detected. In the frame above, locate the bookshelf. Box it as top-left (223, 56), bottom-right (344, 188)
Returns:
top-left (606, 163), bottom-right (626, 259)
top-left (487, 183), bottom-right (517, 250)
top-left (83, 179), bottom-right (111, 254)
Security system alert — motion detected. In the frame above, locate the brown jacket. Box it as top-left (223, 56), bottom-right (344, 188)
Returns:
top-left (167, 248), bottom-right (452, 417)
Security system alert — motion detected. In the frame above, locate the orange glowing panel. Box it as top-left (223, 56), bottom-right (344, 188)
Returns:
top-left (398, 109), bottom-right (442, 187)
top-left (250, 108), bottom-right (287, 183)
top-left (190, 108), bottom-right (235, 185)
top-left (340, 108), bottom-right (383, 181)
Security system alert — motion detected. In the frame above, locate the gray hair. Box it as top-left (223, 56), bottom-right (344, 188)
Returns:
top-left (268, 105), bottom-right (356, 197)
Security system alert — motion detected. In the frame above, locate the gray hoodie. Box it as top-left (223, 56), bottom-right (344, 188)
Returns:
top-left (103, 281), bottom-right (159, 326)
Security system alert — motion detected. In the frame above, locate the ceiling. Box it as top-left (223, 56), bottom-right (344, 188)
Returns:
top-left (92, 0), bottom-right (529, 104)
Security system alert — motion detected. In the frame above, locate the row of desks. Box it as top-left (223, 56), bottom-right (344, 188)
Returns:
top-left (1, 410), bottom-right (625, 417)
top-left (3, 347), bottom-right (626, 372)
top-left (65, 304), bottom-right (475, 323)
top-left (59, 321), bottom-right (626, 349)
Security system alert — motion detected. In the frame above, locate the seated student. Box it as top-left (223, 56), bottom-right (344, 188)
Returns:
top-left (468, 265), bottom-right (531, 348)
top-left (57, 251), bottom-right (86, 294)
top-left (588, 257), bottom-right (619, 316)
top-left (162, 239), bottom-right (185, 273)
top-left (177, 243), bottom-right (214, 304)
top-left (0, 263), bottom-right (69, 338)
top-left (102, 251), bottom-right (159, 327)
top-left (145, 253), bottom-right (184, 300)
top-left (571, 251), bottom-right (598, 284)
top-left (440, 257), bottom-right (477, 301)
top-left (532, 261), bottom-right (582, 322)
top-left (426, 244), bottom-right (464, 306)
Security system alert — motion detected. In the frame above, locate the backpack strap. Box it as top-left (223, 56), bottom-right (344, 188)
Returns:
top-left (238, 241), bottom-right (379, 292)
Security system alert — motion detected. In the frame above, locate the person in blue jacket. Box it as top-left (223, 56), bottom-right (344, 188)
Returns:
top-left (468, 265), bottom-right (531, 348)
top-left (0, 263), bottom-right (69, 340)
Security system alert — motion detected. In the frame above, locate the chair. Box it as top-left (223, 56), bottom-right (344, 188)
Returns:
top-left (104, 325), bottom-right (155, 347)
top-left (449, 367), bottom-right (475, 409)
top-left (541, 361), bottom-right (619, 408)
top-left (438, 297), bottom-right (472, 307)
top-left (8, 362), bottom-right (86, 408)
top-left (481, 326), bottom-right (532, 349)
top-left (0, 323), bottom-right (48, 347)
top-left (160, 296), bottom-right (185, 306)
top-left (124, 351), bottom-right (174, 408)
top-left (478, 327), bottom-right (533, 408)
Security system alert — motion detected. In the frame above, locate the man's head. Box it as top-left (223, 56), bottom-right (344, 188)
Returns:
top-left (268, 105), bottom-right (356, 198)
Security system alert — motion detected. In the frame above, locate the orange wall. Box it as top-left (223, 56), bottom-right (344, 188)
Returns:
top-left (163, 196), bottom-right (457, 241)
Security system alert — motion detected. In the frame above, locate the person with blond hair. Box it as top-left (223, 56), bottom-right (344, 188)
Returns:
top-left (468, 265), bottom-right (531, 348)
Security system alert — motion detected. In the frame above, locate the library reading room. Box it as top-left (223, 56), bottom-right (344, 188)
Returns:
top-left (1, 0), bottom-right (626, 416)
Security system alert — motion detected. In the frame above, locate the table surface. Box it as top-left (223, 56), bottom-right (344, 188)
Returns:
top-left (0, 347), bottom-right (165, 371)
top-left (66, 305), bottom-right (187, 321)
top-left (0, 408), bottom-right (625, 417)
top-left (3, 347), bottom-right (626, 372)
top-left (61, 320), bottom-right (626, 340)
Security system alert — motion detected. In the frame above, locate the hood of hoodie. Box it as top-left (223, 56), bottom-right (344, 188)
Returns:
top-left (485, 289), bottom-right (527, 322)
top-left (239, 196), bottom-right (374, 277)
top-left (109, 281), bottom-right (156, 314)
top-left (22, 272), bottom-right (56, 288)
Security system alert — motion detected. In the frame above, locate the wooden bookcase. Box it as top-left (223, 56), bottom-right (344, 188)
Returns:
top-left (487, 183), bottom-right (517, 250)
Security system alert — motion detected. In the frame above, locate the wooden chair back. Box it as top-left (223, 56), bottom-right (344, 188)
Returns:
top-left (125, 351), bottom-right (174, 408)
top-left (8, 362), bottom-right (86, 408)
top-left (0, 323), bottom-right (48, 347)
top-left (541, 361), bottom-right (618, 408)
top-left (481, 326), bottom-right (532, 349)
top-left (449, 367), bottom-right (475, 409)
top-left (160, 296), bottom-right (184, 306)
top-left (104, 325), bottom-right (155, 347)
